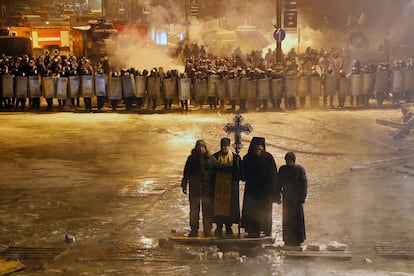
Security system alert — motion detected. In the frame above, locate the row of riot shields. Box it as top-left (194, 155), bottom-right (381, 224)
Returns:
top-left (3, 71), bottom-right (413, 105)
top-left (0, 74), bottom-right (193, 103)
top-left (349, 69), bottom-right (414, 97)
top-left (391, 69), bottom-right (414, 94)
top-left (194, 71), bottom-right (414, 104)
top-left (149, 77), bottom-right (192, 102)
top-left (209, 72), bottom-right (414, 102)
top-left (192, 76), bottom-right (324, 103)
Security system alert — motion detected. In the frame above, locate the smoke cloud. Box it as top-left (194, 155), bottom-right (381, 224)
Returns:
top-left (107, 27), bottom-right (182, 72)
top-left (106, 0), bottom-right (414, 70)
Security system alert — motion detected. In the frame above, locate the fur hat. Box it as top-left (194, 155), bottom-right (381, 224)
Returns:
top-left (195, 139), bottom-right (207, 148)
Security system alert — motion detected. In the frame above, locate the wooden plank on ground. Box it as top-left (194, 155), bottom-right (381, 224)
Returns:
top-left (375, 245), bottom-right (414, 259)
top-left (376, 119), bottom-right (407, 129)
top-left (284, 250), bottom-right (352, 260)
top-left (168, 232), bottom-right (274, 247)
top-left (351, 154), bottom-right (414, 170)
top-left (0, 247), bottom-right (67, 260)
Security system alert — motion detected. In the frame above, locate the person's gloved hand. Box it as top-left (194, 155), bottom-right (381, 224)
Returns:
top-left (181, 179), bottom-right (187, 194)
top-left (274, 196), bottom-right (281, 204)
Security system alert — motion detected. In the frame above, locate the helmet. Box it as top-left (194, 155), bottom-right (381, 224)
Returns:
top-left (351, 66), bottom-right (359, 74)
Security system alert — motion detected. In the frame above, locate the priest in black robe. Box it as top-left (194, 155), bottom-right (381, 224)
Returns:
top-left (241, 137), bottom-right (278, 237)
top-left (276, 152), bottom-right (307, 246)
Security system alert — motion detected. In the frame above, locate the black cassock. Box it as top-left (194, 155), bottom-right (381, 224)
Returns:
top-left (241, 151), bottom-right (278, 236)
top-left (277, 164), bottom-right (307, 246)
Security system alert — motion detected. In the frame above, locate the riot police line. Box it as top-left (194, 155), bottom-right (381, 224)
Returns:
top-left (1, 64), bottom-right (414, 112)
top-left (0, 72), bottom-right (194, 112)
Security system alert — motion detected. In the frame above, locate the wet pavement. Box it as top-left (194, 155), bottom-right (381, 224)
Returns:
top-left (0, 107), bottom-right (413, 275)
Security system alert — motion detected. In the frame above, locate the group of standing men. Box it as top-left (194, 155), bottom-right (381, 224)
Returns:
top-left (181, 136), bottom-right (308, 247)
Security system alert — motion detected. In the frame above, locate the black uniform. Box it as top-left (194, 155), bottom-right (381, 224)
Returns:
top-left (181, 140), bottom-right (217, 237)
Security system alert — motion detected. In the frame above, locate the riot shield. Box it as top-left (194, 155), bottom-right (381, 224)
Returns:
top-left (178, 78), bottom-right (191, 101)
top-left (226, 78), bottom-right (240, 101)
top-left (121, 75), bottom-right (136, 98)
top-left (15, 76), bottom-right (28, 98)
top-left (207, 75), bottom-right (219, 97)
top-left (338, 77), bottom-right (350, 97)
top-left (94, 74), bottom-right (107, 97)
top-left (216, 78), bottom-right (226, 100)
top-left (309, 76), bottom-right (322, 97)
top-left (246, 79), bottom-right (257, 101)
top-left (68, 76), bottom-right (81, 98)
top-left (297, 76), bottom-right (309, 97)
top-left (403, 69), bottom-right (414, 93)
top-left (285, 76), bottom-right (298, 98)
top-left (271, 78), bottom-right (284, 99)
top-left (56, 77), bottom-right (68, 99)
top-left (147, 77), bottom-right (161, 99)
top-left (41, 76), bottom-right (55, 98)
top-left (361, 73), bottom-right (373, 95)
top-left (163, 77), bottom-right (177, 100)
top-left (391, 70), bottom-right (403, 92)
top-left (239, 78), bottom-right (248, 100)
top-left (28, 75), bottom-right (41, 98)
top-left (108, 77), bottom-right (122, 100)
top-left (373, 71), bottom-right (389, 95)
top-left (257, 78), bottom-right (270, 100)
top-left (350, 74), bottom-right (362, 96)
top-left (324, 75), bottom-right (337, 96)
top-left (81, 75), bottom-right (94, 98)
top-left (194, 79), bottom-right (208, 102)
top-left (1, 75), bottom-right (14, 98)
top-left (135, 75), bottom-right (147, 98)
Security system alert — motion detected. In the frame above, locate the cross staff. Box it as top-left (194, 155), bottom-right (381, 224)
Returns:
top-left (223, 114), bottom-right (252, 237)
top-left (223, 114), bottom-right (253, 155)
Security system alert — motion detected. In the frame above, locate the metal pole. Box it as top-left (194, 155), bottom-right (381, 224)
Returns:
top-left (185, 0), bottom-right (190, 44)
top-left (276, 0), bottom-right (282, 63)
top-left (101, 0), bottom-right (105, 17)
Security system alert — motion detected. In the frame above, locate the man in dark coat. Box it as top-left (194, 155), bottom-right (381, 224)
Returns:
top-left (276, 152), bottom-right (307, 246)
top-left (181, 140), bottom-right (217, 237)
top-left (241, 137), bottom-right (278, 237)
top-left (211, 137), bottom-right (241, 236)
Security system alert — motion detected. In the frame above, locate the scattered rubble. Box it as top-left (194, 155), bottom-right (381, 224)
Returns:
top-left (327, 241), bottom-right (348, 251)
top-left (307, 242), bottom-right (327, 251)
top-left (376, 104), bottom-right (414, 140)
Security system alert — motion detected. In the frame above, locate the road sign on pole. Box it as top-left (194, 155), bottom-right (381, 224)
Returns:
top-left (284, 10), bottom-right (298, 28)
top-left (273, 28), bottom-right (286, 42)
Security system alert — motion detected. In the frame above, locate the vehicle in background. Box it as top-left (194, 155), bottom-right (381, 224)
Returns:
top-left (9, 25), bottom-right (71, 56)
top-left (0, 28), bottom-right (32, 56)
top-left (71, 19), bottom-right (118, 61)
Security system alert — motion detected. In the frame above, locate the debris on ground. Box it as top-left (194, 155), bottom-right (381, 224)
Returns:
top-left (0, 258), bottom-right (25, 275)
top-left (376, 104), bottom-right (414, 140)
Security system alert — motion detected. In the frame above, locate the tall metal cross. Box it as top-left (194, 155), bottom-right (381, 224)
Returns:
top-left (223, 114), bottom-right (253, 155)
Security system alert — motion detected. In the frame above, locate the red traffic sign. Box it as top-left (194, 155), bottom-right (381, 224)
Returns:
top-left (273, 28), bottom-right (286, 42)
